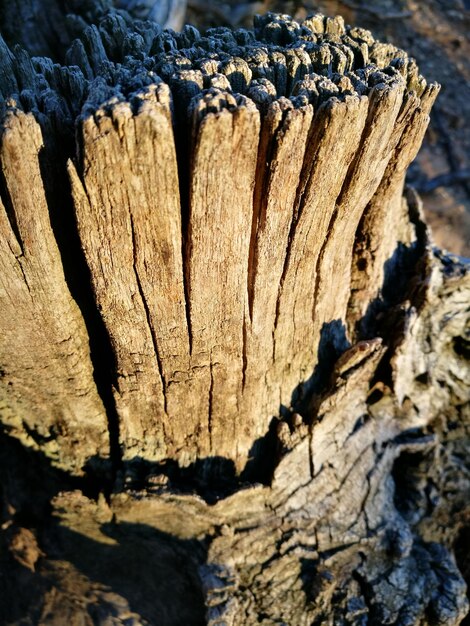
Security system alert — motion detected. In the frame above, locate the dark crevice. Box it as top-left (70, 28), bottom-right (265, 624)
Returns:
top-left (0, 161), bottom-right (24, 255)
top-left (121, 454), bottom-right (239, 505)
top-left (183, 231), bottom-right (193, 356)
top-left (242, 312), bottom-right (248, 392)
top-left (240, 415), bottom-right (280, 485)
top-left (208, 360), bottom-right (214, 450)
top-left (453, 335), bottom-right (470, 360)
top-left (308, 426), bottom-right (314, 478)
top-left (17, 257), bottom-right (32, 293)
top-left (246, 174), bottom-right (262, 323)
top-left (351, 566), bottom-right (374, 621)
top-left (172, 103), bottom-right (194, 356)
top-left (272, 184), bottom-right (297, 338)
top-left (391, 447), bottom-right (435, 524)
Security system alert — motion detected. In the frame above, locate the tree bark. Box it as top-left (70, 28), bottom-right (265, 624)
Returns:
top-left (0, 5), bottom-right (469, 625)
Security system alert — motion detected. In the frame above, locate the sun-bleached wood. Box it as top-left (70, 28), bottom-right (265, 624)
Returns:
top-left (69, 83), bottom-right (195, 463)
top-left (271, 93), bottom-right (370, 402)
top-left (186, 91), bottom-right (260, 461)
top-left (245, 99), bottom-right (314, 427)
top-left (0, 110), bottom-right (108, 474)
top-left (0, 8), bottom-right (468, 625)
top-left (65, 66), bottom-right (434, 472)
top-left (348, 84), bottom-right (440, 332)
top-left (0, 9), bottom-right (445, 474)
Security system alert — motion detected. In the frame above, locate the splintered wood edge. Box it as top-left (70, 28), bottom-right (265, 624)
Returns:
top-left (0, 11), bottom-right (442, 473)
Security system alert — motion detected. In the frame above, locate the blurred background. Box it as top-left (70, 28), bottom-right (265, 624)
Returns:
top-left (185, 0), bottom-right (470, 256)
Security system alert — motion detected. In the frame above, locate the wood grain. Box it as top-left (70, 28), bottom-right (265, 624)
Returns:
top-left (0, 9), bottom-right (444, 473)
top-left (0, 110), bottom-right (108, 474)
top-left (272, 93), bottom-right (370, 404)
top-left (347, 84), bottom-right (440, 332)
top-left (243, 98), bottom-right (313, 439)
top-left (69, 84), bottom-right (198, 463)
top-left (187, 90), bottom-right (260, 462)
top-left (1, 10), bottom-right (469, 626)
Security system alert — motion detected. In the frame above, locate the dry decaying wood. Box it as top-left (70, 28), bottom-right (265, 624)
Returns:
top-left (1, 4), bottom-right (443, 473)
top-left (0, 107), bottom-right (109, 473)
top-left (0, 5), bottom-right (469, 625)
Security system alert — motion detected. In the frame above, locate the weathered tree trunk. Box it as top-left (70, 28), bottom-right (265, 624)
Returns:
top-left (0, 4), bottom-right (469, 625)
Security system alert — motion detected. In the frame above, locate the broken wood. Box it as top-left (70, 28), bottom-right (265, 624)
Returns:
top-left (0, 109), bottom-right (109, 474)
top-left (0, 6), bottom-right (469, 625)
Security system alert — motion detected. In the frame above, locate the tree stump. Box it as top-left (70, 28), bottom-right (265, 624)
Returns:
top-left (0, 5), bottom-right (469, 625)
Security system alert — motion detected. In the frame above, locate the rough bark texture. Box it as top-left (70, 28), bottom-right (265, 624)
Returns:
top-left (0, 4), bottom-right (469, 625)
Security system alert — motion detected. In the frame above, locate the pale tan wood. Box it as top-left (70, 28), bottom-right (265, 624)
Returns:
top-left (69, 83), bottom-right (200, 464)
top-left (271, 93), bottom-right (370, 404)
top-left (0, 10), bottom-right (447, 478)
top-left (1, 9), bottom-right (469, 626)
top-left (347, 84), bottom-right (440, 332)
top-left (243, 99), bottom-right (313, 438)
top-left (0, 110), bottom-right (108, 474)
top-left (187, 90), bottom-right (260, 462)
top-left (309, 78), bottom-right (406, 377)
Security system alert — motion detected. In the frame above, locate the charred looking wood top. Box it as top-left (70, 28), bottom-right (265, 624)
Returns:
top-left (0, 9), bottom-right (439, 475)
top-left (0, 12), bottom-right (428, 129)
